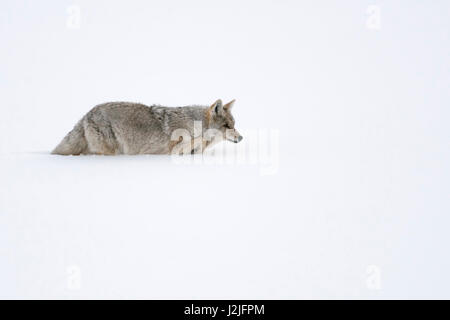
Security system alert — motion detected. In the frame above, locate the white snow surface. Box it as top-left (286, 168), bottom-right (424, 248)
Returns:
top-left (0, 0), bottom-right (449, 299)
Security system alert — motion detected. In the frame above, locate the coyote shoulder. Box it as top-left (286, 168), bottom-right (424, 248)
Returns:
top-left (52, 99), bottom-right (242, 155)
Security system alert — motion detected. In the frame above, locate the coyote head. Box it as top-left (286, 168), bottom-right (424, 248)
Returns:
top-left (206, 99), bottom-right (243, 144)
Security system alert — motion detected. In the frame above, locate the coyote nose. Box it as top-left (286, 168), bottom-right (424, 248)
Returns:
top-left (236, 136), bottom-right (243, 143)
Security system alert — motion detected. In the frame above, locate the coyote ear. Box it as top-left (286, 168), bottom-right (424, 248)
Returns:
top-left (223, 99), bottom-right (236, 112)
top-left (209, 99), bottom-right (223, 114)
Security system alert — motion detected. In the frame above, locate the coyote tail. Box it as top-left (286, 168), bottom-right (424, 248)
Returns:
top-left (51, 120), bottom-right (87, 155)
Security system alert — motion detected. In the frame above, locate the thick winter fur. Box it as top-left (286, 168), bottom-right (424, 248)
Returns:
top-left (52, 99), bottom-right (242, 155)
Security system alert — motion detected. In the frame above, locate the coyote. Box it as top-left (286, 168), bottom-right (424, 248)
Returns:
top-left (52, 99), bottom-right (242, 155)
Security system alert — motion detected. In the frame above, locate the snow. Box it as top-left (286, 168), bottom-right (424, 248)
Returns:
top-left (1, 143), bottom-right (449, 299)
top-left (1, 0), bottom-right (449, 299)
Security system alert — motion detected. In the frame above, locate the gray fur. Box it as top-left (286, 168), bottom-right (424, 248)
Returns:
top-left (52, 100), bottom-right (242, 155)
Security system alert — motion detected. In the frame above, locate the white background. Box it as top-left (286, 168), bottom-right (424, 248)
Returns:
top-left (0, 0), bottom-right (449, 299)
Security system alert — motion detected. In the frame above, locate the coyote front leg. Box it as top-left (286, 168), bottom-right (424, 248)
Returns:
top-left (169, 137), bottom-right (193, 155)
top-left (170, 136), bottom-right (204, 155)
